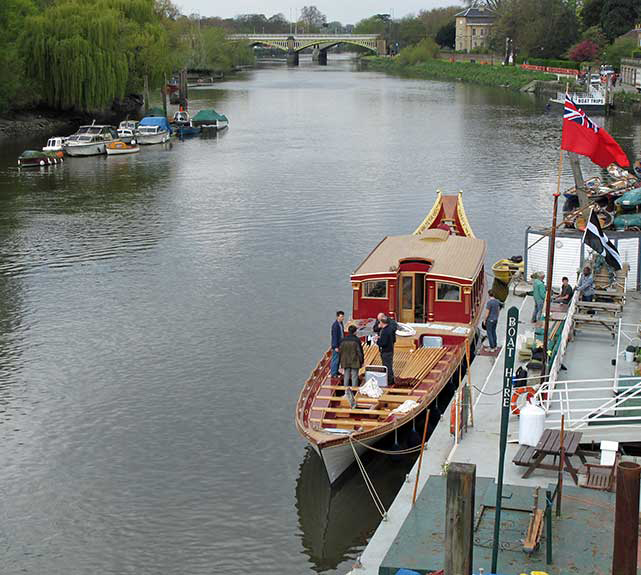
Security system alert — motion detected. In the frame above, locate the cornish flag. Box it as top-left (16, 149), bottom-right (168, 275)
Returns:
top-left (583, 209), bottom-right (622, 271)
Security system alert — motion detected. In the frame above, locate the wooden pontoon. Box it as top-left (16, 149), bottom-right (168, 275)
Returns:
top-left (295, 192), bottom-right (487, 483)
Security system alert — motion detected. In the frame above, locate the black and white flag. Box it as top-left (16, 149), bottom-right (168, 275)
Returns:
top-left (582, 208), bottom-right (622, 271)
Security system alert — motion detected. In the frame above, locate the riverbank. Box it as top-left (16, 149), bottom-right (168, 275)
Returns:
top-left (614, 91), bottom-right (641, 115)
top-left (0, 110), bottom-right (81, 142)
top-left (362, 56), bottom-right (558, 91)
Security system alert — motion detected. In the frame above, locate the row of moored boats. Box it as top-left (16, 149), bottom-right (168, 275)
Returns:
top-left (17, 108), bottom-right (229, 167)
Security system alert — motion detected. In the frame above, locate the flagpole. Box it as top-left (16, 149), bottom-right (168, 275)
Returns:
top-left (541, 150), bottom-right (563, 378)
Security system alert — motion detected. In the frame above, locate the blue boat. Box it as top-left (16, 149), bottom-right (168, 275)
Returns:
top-left (137, 116), bottom-right (172, 145)
top-left (172, 110), bottom-right (201, 138)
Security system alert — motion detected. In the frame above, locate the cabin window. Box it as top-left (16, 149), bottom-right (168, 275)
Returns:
top-left (362, 280), bottom-right (388, 299)
top-left (436, 282), bottom-right (461, 302)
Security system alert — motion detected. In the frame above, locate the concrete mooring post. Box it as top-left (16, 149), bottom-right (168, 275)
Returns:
top-left (445, 462), bottom-right (476, 575)
top-left (612, 461), bottom-right (641, 575)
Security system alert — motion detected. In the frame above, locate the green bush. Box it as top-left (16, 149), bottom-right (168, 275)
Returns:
top-left (526, 57), bottom-right (580, 70)
top-left (396, 38), bottom-right (440, 66)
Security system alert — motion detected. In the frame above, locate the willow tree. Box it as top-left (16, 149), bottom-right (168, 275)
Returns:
top-left (20, 0), bottom-right (171, 111)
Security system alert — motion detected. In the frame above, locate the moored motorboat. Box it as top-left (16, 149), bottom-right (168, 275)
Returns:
top-left (18, 150), bottom-right (64, 168)
top-left (42, 137), bottom-right (66, 154)
top-left (172, 110), bottom-right (200, 137)
top-left (295, 191), bottom-right (486, 483)
top-left (192, 109), bottom-right (229, 132)
top-left (63, 122), bottom-right (117, 156)
top-left (106, 141), bottom-right (140, 155)
top-left (136, 116), bottom-right (172, 145)
top-left (117, 120), bottom-right (139, 143)
top-left (549, 89), bottom-right (605, 112)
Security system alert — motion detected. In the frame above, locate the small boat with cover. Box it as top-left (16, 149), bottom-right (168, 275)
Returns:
top-left (492, 256), bottom-right (523, 284)
top-left (295, 191), bottom-right (486, 483)
top-left (18, 150), bottom-right (64, 168)
top-left (192, 109), bottom-right (229, 132)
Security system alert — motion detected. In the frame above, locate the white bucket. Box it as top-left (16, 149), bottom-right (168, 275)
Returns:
top-left (625, 350), bottom-right (635, 362)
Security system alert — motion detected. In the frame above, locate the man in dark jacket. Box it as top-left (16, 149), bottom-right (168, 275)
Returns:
top-left (340, 325), bottom-right (364, 388)
top-left (330, 310), bottom-right (345, 377)
top-left (377, 315), bottom-right (396, 385)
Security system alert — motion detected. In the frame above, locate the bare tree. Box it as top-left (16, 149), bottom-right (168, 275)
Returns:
top-left (300, 5), bottom-right (327, 31)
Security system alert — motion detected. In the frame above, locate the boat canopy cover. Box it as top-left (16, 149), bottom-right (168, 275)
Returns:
top-left (139, 116), bottom-right (172, 134)
top-left (192, 109), bottom-right (227, 122)
top-left (352, 233), bottom-right (486, 280)
top-left (20, 150), bottom-right (48, 158)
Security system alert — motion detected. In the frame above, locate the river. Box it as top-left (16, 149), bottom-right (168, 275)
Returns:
top-left (0, 56), bottom-right (638, 575)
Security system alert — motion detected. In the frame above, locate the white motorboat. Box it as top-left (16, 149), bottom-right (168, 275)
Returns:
top-left (136, 116), bottom-right (172, 145)
top-left (117, 128), bottom-right (136, 144)
top-left (136, 125), bottom-right (170, 144)
top-left (42, 136), bottom-right (66, 153)
top-left (63, 123), bottom-right (117, 156)
top-left (117, 121), bottom-right (138, 143)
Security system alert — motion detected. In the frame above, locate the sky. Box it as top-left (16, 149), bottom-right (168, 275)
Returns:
top-left (176, 0), bottom-right (457, 25)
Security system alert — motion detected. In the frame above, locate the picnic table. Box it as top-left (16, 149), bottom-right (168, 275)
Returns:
top-left (513, 429), bottom-right (587, 485)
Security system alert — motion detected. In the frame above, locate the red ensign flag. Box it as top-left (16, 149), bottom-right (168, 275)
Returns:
top-left (561, 94), bottom-right (629, 168)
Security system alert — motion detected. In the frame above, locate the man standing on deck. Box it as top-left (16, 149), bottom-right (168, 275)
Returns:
top-left (340, 325), bottom-right (364, 407)
top-left (377, 315), bottom-right (396, 385)
top-left (483, 290), bottom-right (500, 352)
top-left (531, 272), bottom-right (546, 324)
top-left (576, 266), bottom-right (595, 302)
top-left (331, 311), bottom-right (345, 378)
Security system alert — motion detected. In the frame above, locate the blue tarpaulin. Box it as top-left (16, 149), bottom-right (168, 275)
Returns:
top-left (138, 116), bottom-right (172, 134)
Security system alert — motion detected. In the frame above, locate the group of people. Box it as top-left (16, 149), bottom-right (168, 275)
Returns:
top-left (330, 311), bottom-right (397, 398)
top-left (530, 266), bottom-right (595, 324)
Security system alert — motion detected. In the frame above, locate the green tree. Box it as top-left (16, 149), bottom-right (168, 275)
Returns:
top-left (580, 0), bottom-right (604, 28)
top-left (419, 6), bottom-right (463, 38)
top-left (399, 16), bottom-right (427, 47)
top-left (436, 21), bottom-right (457, 48)
top-left (20, 0), bottom-right (173, 111)
top-left (0, 0), bottom-right (38, 113)
top-left (492, 0), bottom-right (579, 59)
top-left (353, 16), bottom-right (386, 35)
top-left (604, 36), bottom-right (637, 67)
top-left (600, 0), bottom-right (639, 41)
top-left (396, 37), bottom-right (440, 65)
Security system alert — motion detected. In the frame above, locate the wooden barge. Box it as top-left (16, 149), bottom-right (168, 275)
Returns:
top-left (295, 192), bottom-right (487, 482)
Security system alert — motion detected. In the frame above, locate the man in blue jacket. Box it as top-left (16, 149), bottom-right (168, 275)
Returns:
top-left (331, 311), bottom-right (345, 378)
top-left (377, 315), bottom-right (396, 385)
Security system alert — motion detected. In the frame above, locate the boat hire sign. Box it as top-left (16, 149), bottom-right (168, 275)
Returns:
top-left (502, 308), bottom-right (519, 414)
top-left (492, 305), bottom-right (519, 573)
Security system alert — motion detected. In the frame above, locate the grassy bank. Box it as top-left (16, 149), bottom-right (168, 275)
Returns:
top-left (362, 56), bottom-right (557, 91)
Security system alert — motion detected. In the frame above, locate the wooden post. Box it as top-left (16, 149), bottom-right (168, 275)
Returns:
top-left (556, 414), bottom-right (564, 517)
top-left (143, 74), bottom-right (150, 115)
top-left (161, 74), bottom-right (168, 118)
top-left (545, 489), bottom-right (553, 564)
top-left (542, 189), bottom-right (561, 378)
top-left (445, 462), bottom-right (476, 575)
top-left (613, 462), bottom-right (641, 575)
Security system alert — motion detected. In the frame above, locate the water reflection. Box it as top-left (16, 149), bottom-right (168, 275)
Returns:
top-left (296, 447), bottom-right (417, 574)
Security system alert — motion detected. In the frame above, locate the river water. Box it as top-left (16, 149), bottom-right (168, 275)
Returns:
top-left (0, 56), bottom-right (639, 575)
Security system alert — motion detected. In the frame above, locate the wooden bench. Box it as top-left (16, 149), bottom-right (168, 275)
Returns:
top-left (310, 417), bottom-right (384, 429)
top-left (576, 300), bottom-right (622, 311)
top-left (594, 289), bottom-right (625, 304)
top-left (321, 385), bottom-right (425, 394)
top-left (313, 406), bottom-right (391, 416)
top-left (329, 394), bottom-right (422, 405)
top-left (573, 313), bottom-right (618, 337)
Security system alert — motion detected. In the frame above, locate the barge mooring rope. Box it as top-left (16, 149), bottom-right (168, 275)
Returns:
top-left (349, 437), bottom-right (388, 519)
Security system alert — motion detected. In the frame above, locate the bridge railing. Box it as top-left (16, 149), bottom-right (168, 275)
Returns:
top-left (228, 34), bottom-right (380, 39)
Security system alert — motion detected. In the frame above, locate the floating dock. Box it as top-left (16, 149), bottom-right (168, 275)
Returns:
top-left (349, 288), bottom-right (641, 575)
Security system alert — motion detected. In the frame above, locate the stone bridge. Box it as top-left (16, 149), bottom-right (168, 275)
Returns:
top-left (227, 34), bottom-right (386, 65)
